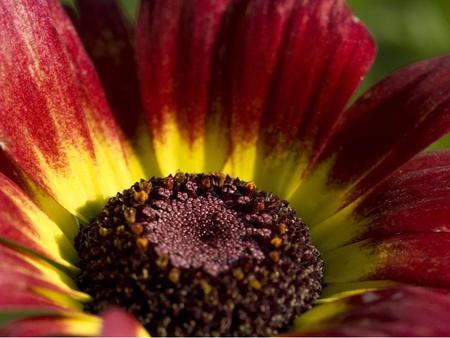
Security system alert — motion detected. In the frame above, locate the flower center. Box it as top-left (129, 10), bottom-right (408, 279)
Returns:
top-left (75, 173), bottom-right (323, 336)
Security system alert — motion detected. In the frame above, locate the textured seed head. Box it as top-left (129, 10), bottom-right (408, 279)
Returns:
top-left (75, 174), bottom-right (323, 336)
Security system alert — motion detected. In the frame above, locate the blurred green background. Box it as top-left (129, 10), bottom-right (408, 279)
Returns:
top-left (66, 0), bottom-right (450, 149)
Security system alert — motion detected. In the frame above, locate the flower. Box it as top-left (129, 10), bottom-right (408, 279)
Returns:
top-left (1, 0), bottom-right (450, 336)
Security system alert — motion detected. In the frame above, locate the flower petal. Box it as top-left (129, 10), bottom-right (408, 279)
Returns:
top-left (398, 149), bottom-right (450, 172)
top-left (0, 308), bottom-right (149, 337)
top-left (136, 0), bottom-right (375, 182)
top-left (313, 150), bottom-right (450, 251)
top-left (251, 0), bottom-right (375, 194)
top-left (0, 0), bottom-right (143, 220)
top-left (0, 172), bottom-right (78, 270)
top-left (72, 0), bottom-right (159, 177)
top-left (73, 0), bottom-right (142, 139)
top-left (100, 308), bottom-right (149, 337)
top-left (137, 0), bottom-right (229, 174)
top-left (0, 244), bottom-right (88, 307)
top-left (0, 313), bottom-right (102, 337)
top-left (292, 56), bottom-right (450, 225)
top-left (290, 286), bottom-right (450, 336)
top-left (0, 243), bottom-right (92, 334)
top-left (324, 233), bottom-right (450, 287)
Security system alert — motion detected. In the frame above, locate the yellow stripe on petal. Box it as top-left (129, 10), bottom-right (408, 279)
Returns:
top-left (322, 240), bottom-right (387, 283)
top-left (3, 312), bottom-right (103, 337)
top-left (254, 146), bottom-right (310, 200)
top-left (288, 159), bottom-right (347, 227)
top-left (203, 115), bottom-right (231, 174)
top-left (154, 114), bottom-right (205, 175)
top-left (32, 287), bottom-right (89, 311)
top-left (127, 124), bottom-right (160, 180)
top-left (318, 280), bottom-right (397, 302)
top-left (223, 144), bottom-right (257, 182)
top-left (58, 315), bottom-right (103, 336)
top-left (292, 299), bottom-right (349, 331)
top-left (310, 202), bottom-right (361, 252)
top-left (0, 173), bottom-right (77, 270)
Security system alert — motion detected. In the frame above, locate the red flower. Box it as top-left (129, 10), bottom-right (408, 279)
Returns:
top-left (0, 0), bottom-right (450, 336)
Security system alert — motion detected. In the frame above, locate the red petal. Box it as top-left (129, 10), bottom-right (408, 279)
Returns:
top-left (373, 233), bottom-right (450, 287)
top-left (290, 286), bottom-right (450, 336)
top-left (0, 0), bottom-right (141, 219)
top-left (294, 56), bottom-right (450, 225)
top-left (252, 0), bottom-right (375, 194)
top-left (137, 0), bottom-right (227, 141)
top-left (0, 314), bottom-right (102, 336)
top-left (72, 0), bottom-right (143, 139)
top-left (357, 162), bottom-right (450, 237)
top-left (313, 150), bottom-right (450, 251)
top-left (399, 149), bottom-right (450, 172)
top-left (100, 307), bottom-right (149, 337)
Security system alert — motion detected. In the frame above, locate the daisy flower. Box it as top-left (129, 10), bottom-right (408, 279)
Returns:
top-left (1, 0), bottom-right (450, 336)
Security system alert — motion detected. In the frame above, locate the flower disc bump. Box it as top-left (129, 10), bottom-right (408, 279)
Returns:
top-left (75, 173), bottom-right (323, 336)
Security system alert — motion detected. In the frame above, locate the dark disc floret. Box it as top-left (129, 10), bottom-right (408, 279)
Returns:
top-left (75, 173), bottom-right (323, 336)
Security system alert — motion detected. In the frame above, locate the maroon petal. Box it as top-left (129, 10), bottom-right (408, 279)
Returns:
top-left (252, 0), bottom-right (375, 194)
top-left (399, 149), bottom-right (450, 172)
top-left (294, 56), bottom-right (450, 225)
top-left (72, 0), bottom-right (143, 140)
top-left (290, 286), bottom-right (450, 336)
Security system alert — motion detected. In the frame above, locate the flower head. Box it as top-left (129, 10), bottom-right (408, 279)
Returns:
top-left (1, 0), bottom-right (450, 336)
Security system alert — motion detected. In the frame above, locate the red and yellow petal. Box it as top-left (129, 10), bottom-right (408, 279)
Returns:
top-left (0, 244), bottom-right (88, 306)
top-left (0, 172), bottom-right (78, 269)
top-left (313, 150), bottom-right (450, 251)
top-left (310, 151), bottom-right (450, 287)
top-left (0, 308), bottom-right (149, 337)
top-left (323, 233), bottom-right (450, 287)
top-left (0, 314), bottom-right (102, 337)
top-left (0, 229), bottom-right (104, 335)
top-left (0, 0), bottom-right (144, 221)
top-left (290, 287), bottom-right (450, 336)
top-left (292, 57), bottom-right (450, 226)
top-left (0, 243), bottom-right (94, 335)
top-left (0, 243), bottom-right (147, 336)
top-left (137, 0), bottom-right (229, 174)
top-left (136, 0), bottom-right (375, 183)
top-left (252, 0), bottom-right (375, 196)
